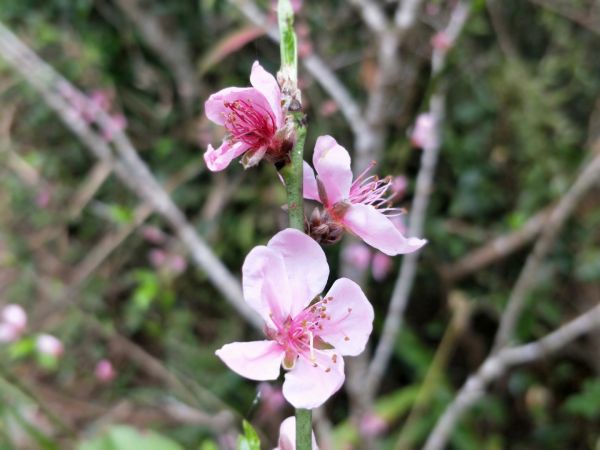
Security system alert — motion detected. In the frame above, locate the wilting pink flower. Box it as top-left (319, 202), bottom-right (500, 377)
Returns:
top-left (95, 359), bottom-right (116, 383)
top-left (410, 113), bottom-right (439, 151)
top-left (216, 229), bottom-right (373, 409)
top-left (372, 252), bottom-right (393, 281)
top-left (204, 61), bottom-right (290, 171)
top-left (274, 416), bottom-right (319, 450)
top-left (359, 412), bottom-right (388, 438)
top-left (303, 136), bottom-right (427, 256)
top-left (431, 31), bottom-right (453, 51)
top-left (342, 243), bottom-right (372, 272)
top-left (36, 334), bottom-right (63, 358)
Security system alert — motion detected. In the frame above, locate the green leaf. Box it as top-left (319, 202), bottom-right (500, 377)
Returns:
top-left (563, 379), bottom-right (600, 419)
top-left (78, 425), bottom-right (184, 450)
top-left (237, 420), bottom-right (261, 450)
top-left (277, 0), bottom-right (297, 76)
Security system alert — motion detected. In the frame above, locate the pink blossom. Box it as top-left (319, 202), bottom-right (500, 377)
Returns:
top-left (216, 229), bottom-right (373, 409)
top-left (274, 417), bottom-right (319, 450)
top-left (431, 31), bottom-right (453, 51)
top-left (359, 412), bottom-right (388, 438)
top-left (36, 334), bottom-right (64, 358)
top-left (410, 113), bottom-right (439, 151)
top-left (0, 324), bottom-right (20, 343)
top-left (204, 61), bottom-right (289, 171)
top-left (372, 252), bottom-right (393, 281)
top-left (167, 254), bottom-right (187, 275)
top-left (141, 226), bottom-right (166, 244)
top-left (303, 136), bottom-right (427, 256)
top-left (149, 248), bottom-right (167, 267)
top-left (319, 99), bottom-right (339, 117)
top-left (258, 382), bottom-right (286, 415)
top-left (1, 304), bottom-right (27, 333)
top-left (101, 113), bottom-right (128, 141)
top-left (95, 359), bottom-right (116, 383)
top-left (392, 175), bottom-right (408, 199)
top-left (35, 189), bottom-right (51, 208)
top-left (342, 243), bottom-right (372, 272)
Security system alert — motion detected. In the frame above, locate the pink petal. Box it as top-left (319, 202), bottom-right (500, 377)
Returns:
top-left (250, 61), bottom-right (283, 128)
top-left (215, 340), bottom-right (284, 381)
top-left (275, 417), bottom-right (319, 450)
top-left (267, 229), bottom-right (329, 317)
top-left (204, 140), bottom-right (250, 171)
top-left (282, 350), bottom-right (345, 409)
top-left (204, 86), bottom-right (271, 126)
top-left (312, 135), bottom-right (353, 206)
top-left (302, 161), bottom-right (320, 201)
top-left (241, 145), bottom-right (267, 169)
top-left (243, 246), bottom-right (293, 327)
top-left (320, 278), bottom-right (374, 356)
top-left (343, 204), bottom-right (427, 256)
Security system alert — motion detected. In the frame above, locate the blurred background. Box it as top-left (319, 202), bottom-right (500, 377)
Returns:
top-left (0, 0), bottom-right (599, 449)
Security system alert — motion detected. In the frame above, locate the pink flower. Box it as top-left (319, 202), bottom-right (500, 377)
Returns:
top-left (359, 412), bottom-right (388, 438)
top-left (215, 229), bottom-right (373, 409)
top-left (431, 31), bottom-right (453, 51)
top-left (1, 304), bottom-right (27, 333)
top-left (372, 253), bottom-right (393, 281)
top-left (392, 175), bottom-right (408, 199)
top-left (410, 113), bottom-right (439, 151)
top-left (342, 243), bottom-right (372, 272)
top-left (141, 226), bottom-right (166, 244)
top-left (274, 417), bottom-right (319, 450)
top-left (101, 113), bottom-right (128, 141)
top-left (303, 136), bottom-right (427, 256)
top-left (95, 359), bottom-right (116, 383)
top-left (36, 334), bottom-right (64, 358)
top-left (204, 61), bottom-right (289, 171)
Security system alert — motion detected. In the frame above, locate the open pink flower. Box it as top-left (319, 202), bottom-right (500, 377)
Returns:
top-left (36, 334), bottom-right (64, 358)
top-left (204, 61), bottom-right (289, 171)
top-left (410, 112), bottom-right (439, 151)
top-left (303, 136), bottom-right (427, 256)
top-left (215, 229), bottom-right (373, 409)
top-left (274, 416), bottom-right (319, 450)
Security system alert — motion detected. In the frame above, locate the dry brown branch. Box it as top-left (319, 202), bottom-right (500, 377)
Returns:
top-left (493, 141), bottom-right (600, 350)
top-left (442, 205), bottom-right (554, 282)
top-left (423, 303), bottom-right (600, 450)
top-left (68, 161), bottom-right (113, 220)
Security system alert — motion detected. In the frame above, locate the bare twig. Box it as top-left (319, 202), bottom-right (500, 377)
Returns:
top-left (0, 21), bottom-right (263, 330)
top-left (442, 205), bottom-right (553, 282)
top-left (366, 1), bottom-right (471, 395)
top-left (528, 0), bottom-right (600, 36)
top-left (348, 0), bottom-right (389, 35)
top-left (68, 161), bottom-right (113, 219)
top-left (493, 142), bottom-right (600, 350)
top-left (113, 0), bottom-right (200, 107)
top-left (423, 303), bottom-right (600, 450)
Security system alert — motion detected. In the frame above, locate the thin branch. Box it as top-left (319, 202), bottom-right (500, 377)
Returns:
top-left (423, 303), bottom-right (600, 450)
top-left (348, 0), bottom-right (389, 35)
top-left (0, 20), bottom-right (263, 330)
top-left (366, 1), bottom-right (471, 395)
top-left (442, 205), bottom-right (553, 282)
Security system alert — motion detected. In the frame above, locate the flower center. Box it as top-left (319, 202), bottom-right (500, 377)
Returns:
top-left (223, 99), bottom-right (276, 148)
top-left (346, 161), bottom-right (403, 216)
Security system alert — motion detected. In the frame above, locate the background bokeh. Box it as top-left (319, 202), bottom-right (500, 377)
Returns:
top-left (0, 0), bottom-right (599, 449)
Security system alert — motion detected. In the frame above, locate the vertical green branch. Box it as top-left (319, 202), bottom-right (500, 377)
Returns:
top-left (278, 1), bottom-right (311, 449)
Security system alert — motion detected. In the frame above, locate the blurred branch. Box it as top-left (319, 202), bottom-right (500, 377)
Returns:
top-left (112, 0), bottom-right (200, 108)
top-left (366, 1), bottom-right (471, 395)
top-left (528, 0), bottom-right (600, 36)
top-left (442, 205), bottom-right (553, 282)
top-left (0, 20), bottom-right (263, 330)
top-left (348, 0), bottom-right (389, 35)
top-left (424, 303), bottom-right (600, 450)
top-left (493, 141), bottom-right (600, 350)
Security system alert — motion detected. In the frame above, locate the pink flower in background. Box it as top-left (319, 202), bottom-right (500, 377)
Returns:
top-left (167, 254), bottom-right (187, 275)
top-left (95, 359), bottom-right (116, 383)
top-left (342, 242), bottom-right (372, 272)
top-left (149, 248), bottom-right (167, 267)
top-left (204, 61), bottom-right (289, 171)
top-left (431, 31), bottom-right (453, 51)
top-left (303, 135), bottom-right (427, 255)
top-left (359, 412), bottom-right (388, 438)
top-left (36, 334), bottom-right (64, 358)
top-left (0, 304), bottom-right (27, 343)
top-left (372, 252), bottom-right (393, 281)
top-left (216, 229), bottom-right (373, 409)
top-left (319, 99), bottom-right (339, 117)
top-left (142, 226), bottom-right (166, 244)
top-left (410, 112), bottom-right (439, 151)
top-left (35, 189), bottom-right (51, 208)
top-left (274, 416), bottom-right (319, 450)
top-left (392, 175), bottom-right (408, 199)
top-left (101, 113), bottom-right (128, 141)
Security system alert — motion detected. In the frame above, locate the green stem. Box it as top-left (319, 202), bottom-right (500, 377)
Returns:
top-left (280, 115), bottom-right (306, 231)
top-left (277, 0), bottom-right (312, 447)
